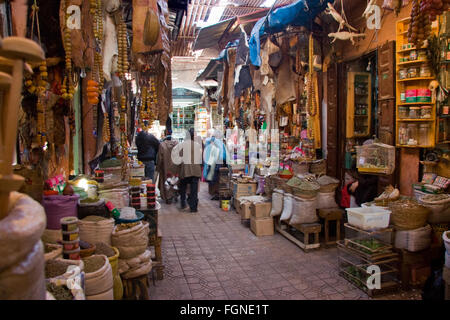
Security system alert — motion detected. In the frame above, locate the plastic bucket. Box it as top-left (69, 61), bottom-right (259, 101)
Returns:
top-left (221, 200), bottom-right (230, 211)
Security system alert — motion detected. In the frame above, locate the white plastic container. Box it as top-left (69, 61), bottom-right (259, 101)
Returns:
top-left (346, 207), bottom-right (391, 231)
top-left (443, 231), bottom-right (450, 252)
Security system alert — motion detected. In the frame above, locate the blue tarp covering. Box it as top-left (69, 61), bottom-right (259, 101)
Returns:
top-left (249, 0), bottom-right (332, 67)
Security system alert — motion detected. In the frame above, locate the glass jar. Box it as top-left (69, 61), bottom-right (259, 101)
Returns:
top-left (419, 123), bottom-right (431, 146)
top-left (420, 105), bottom-right (432, 118)
top-left (409, 106), bottom-right (420, 118)
top-left (418, 50), bottom-right (427, 60)
top-left (399, 106), bottom-right (409, 118)
top-left (399, 68), bottom-right (408, 80)
top-left (408, 67), bottom-right (419, 78)
top-left (410, 50), bottom-right (418, 61)
top-left (399, 123), bottom-right (408, 145)
top-left (400, 92), bottom-right (406, 102)
top-left (407, 123), bottom-right (419, 145)
top-left (420, 65), bottom-right (431, 77)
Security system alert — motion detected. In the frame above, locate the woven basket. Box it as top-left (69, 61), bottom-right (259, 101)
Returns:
top-left (389, 200), bottom-right (430, 231)
top-left (310, 159), bottom-right (326, 175)
top-left (319, 183), bottom-right (339, 193)
top-left (292, 161), bottom-right (310, 175)
top-left (292, 187), bottom-right (318, 199)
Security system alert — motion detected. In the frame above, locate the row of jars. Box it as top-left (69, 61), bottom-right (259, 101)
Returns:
top-left (398, 123), bottom-right (431, 146)
top-left (399, 105), bottom-right (432, 119)
top-left (398, 65), bottom-right (431, 79)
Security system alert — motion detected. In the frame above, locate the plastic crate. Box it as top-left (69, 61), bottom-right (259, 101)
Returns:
top-left (356, 143), bottom-right (395, 175)
top-left (346, 207), bottom-right (391, 231)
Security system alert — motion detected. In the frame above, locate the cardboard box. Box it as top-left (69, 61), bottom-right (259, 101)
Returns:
top-left (232, 182), bottom-right (257, 197)
top-left (239, 201), bottom-right (252, 220)
top-left (250, 202), bottom-right (272, 219)
top-left (250, 216), bottom-right (274, 236)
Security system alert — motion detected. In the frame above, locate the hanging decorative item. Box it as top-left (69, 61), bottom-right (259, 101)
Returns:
top-left (325, 2), bottom-right (358, 32)
top-left (63, 0), bottom-right (74, 100)
top-left (328, 31), bottom-right (366, 45)
top-left (307, 34), bottom-right (317, 142)
top-left (87, 79), bottom-right (99, 104)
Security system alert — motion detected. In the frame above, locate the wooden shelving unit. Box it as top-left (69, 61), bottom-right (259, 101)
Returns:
top-left (395, 18), bottom-right (439, 148)
top-left (346, 72), bottom-right (372, 138)
top-left (437, 14), bottom-right (450, 145)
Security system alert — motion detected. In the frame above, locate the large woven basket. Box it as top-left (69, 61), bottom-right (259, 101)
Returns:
top-left (292, 161), bottom-right (310, 175)
top-left (310, 159), bottom-right (326, 175)
top-left (292, 187), bottom-right (318, 199)
top-left (389, 200), bottom-right (430, 231)
top-left (319, 183), bottom-right (339, 193)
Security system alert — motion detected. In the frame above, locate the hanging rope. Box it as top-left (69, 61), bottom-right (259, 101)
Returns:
top-left (31, 0), bottom-right (41, 45)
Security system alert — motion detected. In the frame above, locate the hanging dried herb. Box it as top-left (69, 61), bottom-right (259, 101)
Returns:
top-left (426, 34), bottom-right (441, 77)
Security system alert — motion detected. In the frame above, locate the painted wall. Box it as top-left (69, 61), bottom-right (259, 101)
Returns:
top-left (336, 0), bottom-right (412, 61)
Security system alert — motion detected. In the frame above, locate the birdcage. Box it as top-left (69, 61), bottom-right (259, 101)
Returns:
top-left (356, 143), bottom-right (395, 175)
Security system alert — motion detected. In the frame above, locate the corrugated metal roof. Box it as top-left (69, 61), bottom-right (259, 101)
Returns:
top-left (171, 0), bottom-right (296, 56)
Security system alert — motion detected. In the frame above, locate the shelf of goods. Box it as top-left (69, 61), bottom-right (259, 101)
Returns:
top-left (346, 72), bottom-right (372, 138)
top-left (395, 18), bottom-right (439, 148)
top-left (437, 25), bottom-right (450, 144)
top-left (337, 223), bottom-right (400, 297)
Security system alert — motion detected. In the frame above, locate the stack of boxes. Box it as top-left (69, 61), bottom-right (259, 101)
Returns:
top-left (250, 202), bottom-right (273, 236)
top-left (233, 180), bottom-right (257, 223)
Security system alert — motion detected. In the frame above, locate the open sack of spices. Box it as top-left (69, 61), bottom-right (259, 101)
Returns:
top-left (82, 255), bottom-right (114, 300)
top-left (78, 216), bottom-right (115, 246)
top-left (94, 243), bottom-right (123, 300)
top-left (45, 259), bottom-right (85, 300)
top-left (112, 221), bottom-right (149, 259)
top-left (418, 194), bottom-right (450, 223)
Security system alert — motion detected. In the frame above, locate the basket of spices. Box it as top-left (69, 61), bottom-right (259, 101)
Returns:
top-left (317, 175), bottom-right (340, 193)
top-left (79, 240), bottom-right (96, 258)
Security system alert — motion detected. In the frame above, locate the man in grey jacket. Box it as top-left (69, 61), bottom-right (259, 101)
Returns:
top-left (177, 128), bottom-right (203, 212)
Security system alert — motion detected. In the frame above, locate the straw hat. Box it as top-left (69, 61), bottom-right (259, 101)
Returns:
top-left (143, 9), bottom-right (160, 46)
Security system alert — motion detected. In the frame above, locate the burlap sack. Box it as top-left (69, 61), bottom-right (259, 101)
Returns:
top-left (0, 241), bottom-right (45, 300)
top-left (121, 260), bottom-right (152, 279)
top-left (289, 196), bottom-right (318, 225)
top-left (111, 221), bottom-right (149, 259)
top-left (84, 255), bottom-right (113, 297)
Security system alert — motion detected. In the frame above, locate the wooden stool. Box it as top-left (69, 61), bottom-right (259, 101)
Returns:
top-left (148, 228), bottom-right (164, 280)
top-left (122, 274), bottom-right (150, 300)
top-left (290, 223), bottom-right (322, 252)
top-left (318, 208), bottom-right (344, 247)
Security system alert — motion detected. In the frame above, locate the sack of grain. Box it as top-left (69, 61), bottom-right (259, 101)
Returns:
top-left (98, 187), bottom-right (129, 209)
top-left (394, 224), bottom-right (432, 252)
top-left (316, 191), bottom-right (338, 210)
top-left (112, 221), bottom-right (149, 259)
top-left (83, 254), bottom-right (113, 298)
top-left (418, 194), bottom-right (450, 224)
top-left (280, 194), bottom-right (294, 221)
top-left (42, 194), bottom-right (80, 230)
top-left (0, 192), bottom-right (46, 300)
top-left (289, 196), bottom-right (318, 225)
top-left (121, 260), bottom-right (152, 279)
top-left (270, 189), bottom-right (284, 217)
top-left (45, 258), bottom-right (85, 300)
top-left (78, 216), bottom-right (115, 245)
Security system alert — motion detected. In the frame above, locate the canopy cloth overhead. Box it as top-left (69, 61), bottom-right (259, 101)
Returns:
top-left (249, 0), bottom-right (332, 67)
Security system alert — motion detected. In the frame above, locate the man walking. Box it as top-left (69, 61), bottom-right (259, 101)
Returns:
top-left (135, 128), bottom-right (160, 182)
top-left (177, 128), bottom-right (202, 213)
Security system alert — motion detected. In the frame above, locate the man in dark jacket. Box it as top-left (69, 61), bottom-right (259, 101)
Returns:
top-left (135, 129), bottom-right (160, 181)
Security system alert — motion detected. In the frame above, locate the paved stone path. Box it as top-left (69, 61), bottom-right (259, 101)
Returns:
top-left (149, 183), bottom-right (421, 300)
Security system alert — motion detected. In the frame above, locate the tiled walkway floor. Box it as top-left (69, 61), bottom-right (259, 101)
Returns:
top-left (149, 183), bottom-right (421, 300)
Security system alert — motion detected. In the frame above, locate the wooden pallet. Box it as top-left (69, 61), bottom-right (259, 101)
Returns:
top-left (275, 219), bottom-right (321, 252)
